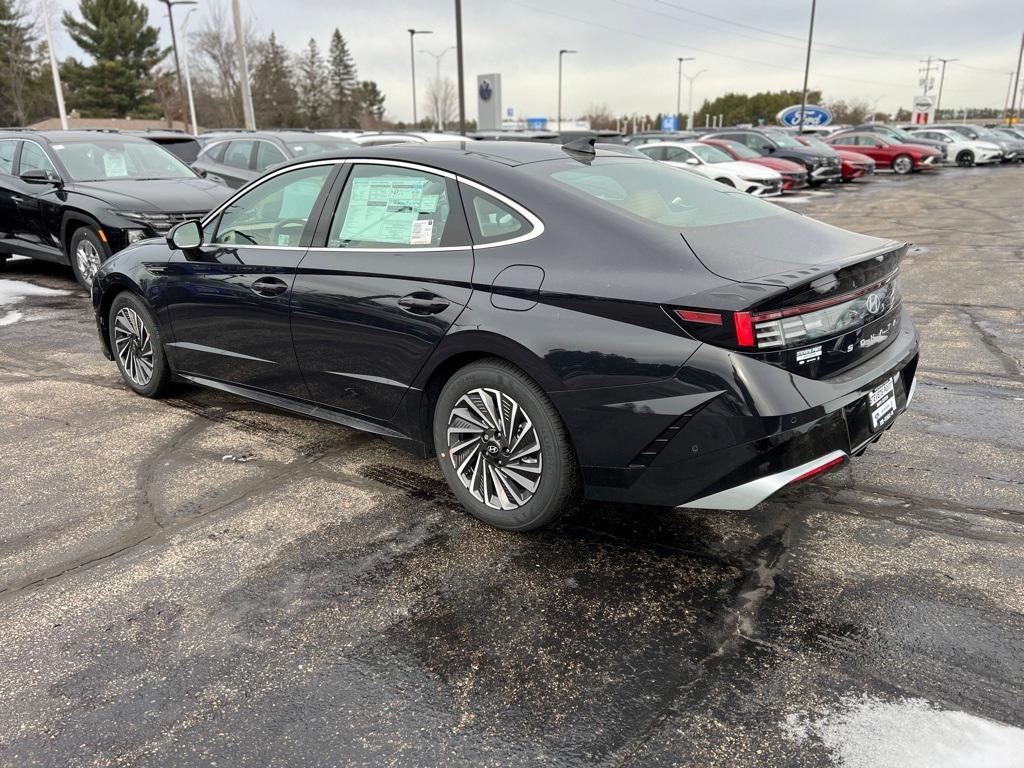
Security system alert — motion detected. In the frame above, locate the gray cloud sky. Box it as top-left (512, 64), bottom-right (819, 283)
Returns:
top-left (50, 0), bottom-right (1024, 122)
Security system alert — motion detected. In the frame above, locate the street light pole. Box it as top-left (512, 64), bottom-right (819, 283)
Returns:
top-left (934, 57), bottom-right (958, 115)
top-left (558, 49), bottom-right (577, 131)
top-left (231, 0), bottom-right (255, 129)
top-left (181, 7), bottom-right (199, 134)
top-left (1010, 30), bottom-right (1024, 123)
top-left (40, 0), bottom-right (68, 129)
top-left (675, 57), bottom-right (695, 129)
top-left (158, 0), bottom-right (195, 118)
top-left (408, 28), bottom-right (432, 127)
top-left (454, 0), bottom-right (465, 135)
top-left (798, 0), bottom-right (816, 134)
top-left (684, 69), bottom-right (707, 131)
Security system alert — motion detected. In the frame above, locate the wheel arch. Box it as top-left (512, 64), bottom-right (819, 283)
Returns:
top-left (95, 275), bottom-right (149, 358)
top-left (61, 210), bottom-right (109, 263)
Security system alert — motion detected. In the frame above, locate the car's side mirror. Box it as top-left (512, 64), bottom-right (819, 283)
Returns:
top-left (167, 220), bottom-right (203, 250)
top-left (764, 145), bottom-right (775, 153)
top-left (685, 157), bottom-right (700, 165)
top-left (20, 168), bottom-right (60, 185)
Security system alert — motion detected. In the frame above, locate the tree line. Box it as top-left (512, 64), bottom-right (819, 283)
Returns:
top-left (0, 0), bottom-right (388, 130)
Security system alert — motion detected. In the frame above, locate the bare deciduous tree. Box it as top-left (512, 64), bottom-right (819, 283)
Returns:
top-left (423, 77), bottom-right (456, 131)
top-left (189, 1), bottom-right (263, 128)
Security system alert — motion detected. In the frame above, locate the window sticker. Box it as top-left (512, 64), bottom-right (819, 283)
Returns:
top-left (339, 176), bottom-right (426, 245)
top-left (410, 219), bottom-right (434, 245)
top-left (419, 194), bottom-right (439, 213)
top-left (103, 153), bottom-right (128, 177)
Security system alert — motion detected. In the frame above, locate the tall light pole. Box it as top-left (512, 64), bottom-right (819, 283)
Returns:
top-left (454, 0), bottom-right (465, 134)
top-left (684, 69), bottom-right (707, 131)
top-left (934, 57), bottom-right (958, 115)
top-left (231, 0), bottom-right (254, 129)
top-left (180, 7), bottom-right (199, 133)
top-left (1011, 30), bottom-right (1024, 123)
top-left (40, 0), bottom-right (68, 129)
top-left (408, 28), bottom-right (432, 127)
top-left (1003, 71), bottom-right (1016, 116)
top-left (675, 57), bottom-right (695, 130)
top-left (557, 49), bottom-right (577, 131)
top-left (158, 0), bottom-right (196, 117)
top-left (420, 46), bottom-right (457, 130)
top-left (798, 0), bottom-right (816, 134)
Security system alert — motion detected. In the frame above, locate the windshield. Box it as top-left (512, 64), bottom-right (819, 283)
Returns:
top-left (715, 140), bottom-right (759, 160)
top-left (686, 144), bottom-right (733, 164)
top-left (799, 136), bottom-right (831, 151)
top-left (53, 140), bottom-right (195, 182)
top-left (284, 138), bottom-right (357, 157)
top-left (886, 127), bottom-right (916, 141)
top-left (763, 131), bottom-right (803, 148)
top-left (540, 158), bottom-right (783, 229)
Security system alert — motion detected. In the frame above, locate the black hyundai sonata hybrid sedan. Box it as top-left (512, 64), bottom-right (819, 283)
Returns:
top-left (91, 140), bottom-right (918, 530)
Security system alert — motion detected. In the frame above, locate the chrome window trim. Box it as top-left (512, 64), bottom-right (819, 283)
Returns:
top-left (199, 157), bottom-right (546, 253)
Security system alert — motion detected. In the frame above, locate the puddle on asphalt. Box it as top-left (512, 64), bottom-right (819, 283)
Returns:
top-left (0, 279), bottom-right (70, 326)
top-left (784, 693), bottom-right (1024, 768)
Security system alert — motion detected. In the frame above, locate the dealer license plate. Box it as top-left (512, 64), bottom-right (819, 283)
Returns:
top-left (868, 376), bottom-right (898, 430)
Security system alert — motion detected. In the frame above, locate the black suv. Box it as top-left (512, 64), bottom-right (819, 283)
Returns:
top-left (706, 128), bottom-right (841, 185)
top-left (192, 131), bottom-right (359, 188)
top-left (0, 130), bottom-right (230, 287)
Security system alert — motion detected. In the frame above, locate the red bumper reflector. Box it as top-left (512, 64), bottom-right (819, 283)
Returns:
top-left (788, 455), bottom-right (846, 485)
top-left (734, 311), bottom-right (755, 346)
top-left (675, 309), bottom-right (723, 326)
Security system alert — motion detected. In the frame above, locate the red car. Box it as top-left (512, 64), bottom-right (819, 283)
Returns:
top-left (699, 138), bottom-right (808, 191)
top-left (825, 132), bottom-right (941, 175)
top-left (795, 136), bottom-right (875, 182)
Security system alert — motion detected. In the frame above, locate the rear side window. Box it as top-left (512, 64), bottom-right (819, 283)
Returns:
top-left (202, 142), bottom-right (228, 162)
top-left (0, 140), bottom-right (15, 175)
top-left (463, 187), bottom-right (532, 244)
top-left (255, 141), bottom-right (287, 172)
top-left (637, 146), bottom-right (665, 160)
top-left (542, 158), bottom-right (783, 229)
top-left (223, 140), bottom-right (254, 169)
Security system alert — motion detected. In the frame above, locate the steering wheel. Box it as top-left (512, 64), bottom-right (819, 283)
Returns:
top-left (270, 219), bottom-right (307, 246)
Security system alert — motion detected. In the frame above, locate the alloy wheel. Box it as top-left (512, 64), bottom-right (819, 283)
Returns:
top-left (75, 239), bottom-right (101, 285)
top-left (893, 156), bottom-right (913, 174)
top-left (446, 387), bottom-right (542, 511)
top-left (113, 307), bottom-right (155, 387)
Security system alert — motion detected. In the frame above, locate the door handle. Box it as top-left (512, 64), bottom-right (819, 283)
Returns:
top-left (10, 196), bottom-right (23, 203)
top-left (398, 292), bottom-right (450, 315)
top-left (250, 276), bottom-right (288, 297)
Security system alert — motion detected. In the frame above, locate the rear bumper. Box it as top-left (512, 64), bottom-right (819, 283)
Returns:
top-left (564, 309), bottom-right (919, 509)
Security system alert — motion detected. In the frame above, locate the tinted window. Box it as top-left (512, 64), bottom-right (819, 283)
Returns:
top-left (284, 137), bottom-right (357, 157)
top-left (223, 141), bottom-right (254, 169)
top-left (543, 158), bottom-right (783, 229)
top-left (327, 164), bottom-right (458, 249)
top-left (832, 136), bottom-right (857, 146)
top-left (255, 141), bottom-right (287, 171)
top-left (19, 142), bottom-right (57, 176)
top-left (213, 164), bottom-right (332, 247)
top-left (464, 188), bottom-right (531, 244)
top-left (664, 147), bottom-right (696, 163)
top-left (0, 140), bottom-right (16, 175)
top-left (637, 146), bottom-right (665, 160)
top-left (52, 139), bottom-right (192, 181)
top-left (203, 142), bottom-right (228, 162)
top-left (687, 144), bottom-right (732, 163)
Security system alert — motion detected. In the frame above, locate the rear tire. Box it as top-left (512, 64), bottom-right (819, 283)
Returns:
top-left (433, 359), bottom-right (580, 531)
top-left (108, 292), bottom-right (171, 398)
top-left (892, 154), bottom-right (914, 175)
top-left (68, 227), bottom-right (108, 289)
top-left (956, 150), bottom-right (975, 167)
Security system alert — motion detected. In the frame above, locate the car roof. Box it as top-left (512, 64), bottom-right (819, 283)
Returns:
top-left (0, 130), bottom-right (154, 145)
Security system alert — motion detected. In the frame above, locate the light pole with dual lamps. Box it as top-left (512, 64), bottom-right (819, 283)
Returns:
top-left (408, 28), bottom-right (433, 127)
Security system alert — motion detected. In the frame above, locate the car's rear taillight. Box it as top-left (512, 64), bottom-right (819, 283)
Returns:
top-left (669, 270), bottom-right (901, 351)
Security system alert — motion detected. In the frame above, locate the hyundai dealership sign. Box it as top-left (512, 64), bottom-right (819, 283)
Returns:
top-left (776, 104), bottom-right (833, 127)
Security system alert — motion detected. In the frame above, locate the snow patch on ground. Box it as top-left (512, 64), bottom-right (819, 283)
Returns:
top-left (785, 694), bottom-right (1024, 768)
top-left (0, 280), bottom-right (70, 325)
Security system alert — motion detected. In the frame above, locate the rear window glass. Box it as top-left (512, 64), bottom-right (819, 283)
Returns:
top-left (540, 158), bottom-right (783, 229)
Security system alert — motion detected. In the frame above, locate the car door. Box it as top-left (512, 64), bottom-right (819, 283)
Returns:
top-left (290, 161), bottom-right (474, 421)
top-left (855, 135), bottom-right (887, 164)
top-left (9, 140), bottom-right (64, 261)
top-left (162, 162), bottom-right (339, 397)
top-left (215, 140), bottom-right (257, 189)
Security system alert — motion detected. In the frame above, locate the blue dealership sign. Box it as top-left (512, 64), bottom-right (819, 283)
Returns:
top-left (526, 117), bottom-right (548, 130)
top-left (661, 115), bottom-right (678, 131)
top-left (776, 104), bottom-right (833, 127)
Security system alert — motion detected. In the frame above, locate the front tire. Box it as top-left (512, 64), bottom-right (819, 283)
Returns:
top-left (69, 227), bottom-right (108, 289)
top-left (956, 150), bottom-right (975, 167)
top-left (108, 292), bottom-right (171, 398)
top-left (433, 359), bottom-right (580, 531)
top-left (892, 154), bottom-right (914, 175)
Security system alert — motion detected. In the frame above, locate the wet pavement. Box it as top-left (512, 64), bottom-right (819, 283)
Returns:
top-left (1, 165), bottom-right (1023, 767)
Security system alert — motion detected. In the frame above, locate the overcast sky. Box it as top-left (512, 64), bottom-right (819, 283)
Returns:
top-left (48, 0), bottom-right (1024, 122)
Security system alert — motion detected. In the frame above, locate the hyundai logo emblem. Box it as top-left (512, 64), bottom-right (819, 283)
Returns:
top-left (866, 293), bottom-right (882, 315)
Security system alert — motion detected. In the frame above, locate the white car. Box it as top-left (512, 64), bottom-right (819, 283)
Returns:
top-left (907, 128), bottom-right (1003, 167)
top-left (636, 141), bottom-right (783, 196)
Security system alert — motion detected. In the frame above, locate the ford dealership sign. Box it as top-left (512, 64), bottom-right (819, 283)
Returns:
top-left (776, 104), bottom-right (833, 127)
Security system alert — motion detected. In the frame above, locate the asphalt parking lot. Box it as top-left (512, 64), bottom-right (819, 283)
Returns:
top-left (1, 166), bottom-right (1023, 767)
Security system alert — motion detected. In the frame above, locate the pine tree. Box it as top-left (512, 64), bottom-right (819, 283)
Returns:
top-left (357, 80), bottom-right (385, 128)
top-left (296, 38), bottom-right (329, 128)
top-left (0, 0), bottom-right (40, 125)
top-left (60, 0), bottom-right (165, 117)
top-left (327, 28), bottom-right (359, 128)
top-left (253, 32), bottom-right (298, 128)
